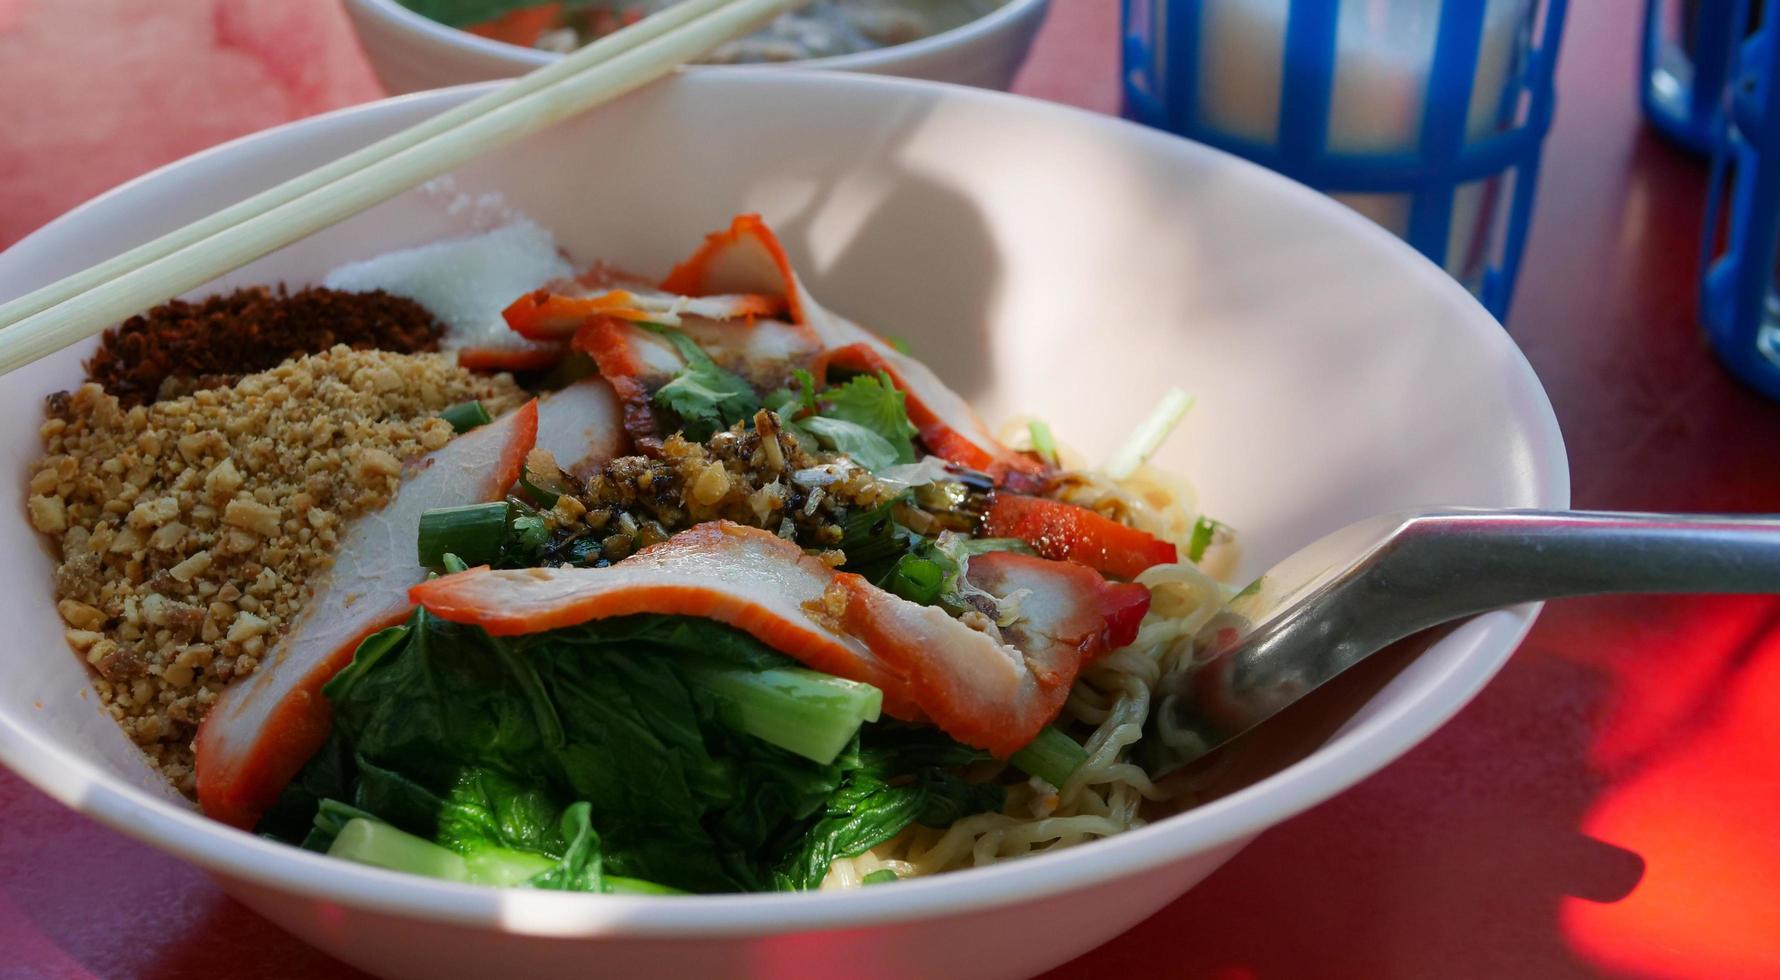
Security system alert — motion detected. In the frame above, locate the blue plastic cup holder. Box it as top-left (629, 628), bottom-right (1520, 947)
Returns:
top-left (1122, 0), bottom-right (1570, 320)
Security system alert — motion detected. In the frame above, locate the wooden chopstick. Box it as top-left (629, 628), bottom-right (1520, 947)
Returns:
top-left (0, 0), bottom-right (797, 377)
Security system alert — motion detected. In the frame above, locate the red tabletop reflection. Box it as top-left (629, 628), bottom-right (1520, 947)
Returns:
top-left (2, 1), bottom-right (1777, 977)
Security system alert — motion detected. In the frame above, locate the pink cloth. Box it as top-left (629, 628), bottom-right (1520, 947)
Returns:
top-left (0, 0), bottom-right (381, 249)
top-left (0, 0), bottom-right (1114, 251)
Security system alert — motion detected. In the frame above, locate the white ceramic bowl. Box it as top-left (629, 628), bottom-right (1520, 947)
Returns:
top-left (343, 0), bottom-right (1052, 93)
top-left (0, 73), bottom-right (1567, 979)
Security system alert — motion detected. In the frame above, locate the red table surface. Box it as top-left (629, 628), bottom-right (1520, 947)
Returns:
top-left (3, 1), bottom-right (1778, 978)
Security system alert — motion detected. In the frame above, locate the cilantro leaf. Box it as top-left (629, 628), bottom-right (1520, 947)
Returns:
top-left (762, 369), bottom-right (817, 419)
top-left (762, 389), bottom-right (798, 415)
top-left (643, 325), bottom-right (760, 442)
top-left (511, 512), bottom-right (550, 554)
top-left (796, 416), bottom-right (901, 471)
top-left (820, 372), bottom-right (916, 465)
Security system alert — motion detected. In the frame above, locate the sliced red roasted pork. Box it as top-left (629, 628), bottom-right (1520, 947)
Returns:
top-left (502, 287), bottom-right (786, 340)
top-left (533, 376), bottom-right (628, 480)
top-left (657, 215), bottom-right (1047, 487)
top-left (195, 401), bottom-right (539, 829)
top-left (408, 521), bottom-right (1149, 757)
top-left (982, 493), bottom-right (1179, 579)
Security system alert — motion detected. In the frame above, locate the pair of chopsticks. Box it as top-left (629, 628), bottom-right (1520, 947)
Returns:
top-left (0, 0), bottom-right (800, 377)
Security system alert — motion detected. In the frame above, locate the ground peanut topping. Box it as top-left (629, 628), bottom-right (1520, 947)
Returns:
top-left (27, 346), bottom-right (522, 792)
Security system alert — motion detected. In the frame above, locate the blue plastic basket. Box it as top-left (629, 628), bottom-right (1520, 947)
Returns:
top-left (1701, 0), bottom-right (1780, 399)
top-left (1643, 0), bottom-right (1745, 152)
top-left (1122, 0), bottom-right (1568, 320)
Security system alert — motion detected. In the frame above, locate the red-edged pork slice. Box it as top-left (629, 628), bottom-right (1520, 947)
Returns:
top-left (534, 377), bottom-right (628, 480)
top-left (571, 314), bottom-right (821, 450)
top-left (814, 341), bottom-right (1047, 488)
top-left (833, 552), bottom-right (1149, 755)
top-left (661, 213), bottom-right (821, 325)
top-left (981, 494), bottom-right (1179, 579)
top-left (502, 288), bottom-right (787, 340)
top-left (573, 317), bottom-right (690, 451)
top-left (195, 400), bottom-right (539, 829)
top-left (410, 522), bottom-right (920, 716)
top-left (456, 344), bottom-right (566, 371)
top-left (461, 264), bottom-right (659, 368)
top-left (658, 214), bottom-right (1047, 487)
top-left (963, 552), bottom-right (1153, 672)
top-left (408, 521), bottom-right (1151, 757)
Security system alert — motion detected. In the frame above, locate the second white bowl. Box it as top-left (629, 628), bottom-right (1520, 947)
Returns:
top-left (343, 0), bottom-right (1053, 93)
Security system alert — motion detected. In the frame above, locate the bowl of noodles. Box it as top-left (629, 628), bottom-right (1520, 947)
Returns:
top-left (343, 0), bottom-right (1052, 93)
top-left (0, 72), bottom-right (1566, 979)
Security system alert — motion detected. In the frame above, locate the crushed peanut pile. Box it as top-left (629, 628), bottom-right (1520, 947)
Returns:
top-left (28, 346), bottom-right (523, 793)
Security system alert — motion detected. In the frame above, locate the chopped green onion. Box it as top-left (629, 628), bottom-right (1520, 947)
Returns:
top-left (680, 658), bottom-right (883, 765)
top-left (837, 497), bottom-right (916, 580)
top-left (439, 400), bottom-right (492, 434)
top-left (884, 554), bottom-right (947, 606)
top-left (1188, 516), bottom-right (1222, 563)
top-left (519, 452), bottom-right (572, 507)
top-left (1010, 725), bottom-right (1089, 789)
top-left (1028, 419), bottom-right (1059, 465)
top-left (441, 553), bottom-right (470, 575)
top-left (1103, 388), bottom-right (1195, 480)
top-left (417, 502), bottom-right (511, 568)
top-left (328, 819), bottom-right (469, 882)
top-left (862, 869), bottom-right (900, 885)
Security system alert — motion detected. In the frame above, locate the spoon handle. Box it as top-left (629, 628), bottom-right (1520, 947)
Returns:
top-left (1142, 509), bottom-right (1780, 776)
top-left (1139, 508), bottom-right (1780, 779)
top-left (1379, 510), bottom-right (1780, 623)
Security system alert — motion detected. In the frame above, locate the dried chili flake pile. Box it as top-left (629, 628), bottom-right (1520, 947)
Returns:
top-left (85, 286), bottom-right (444, 406)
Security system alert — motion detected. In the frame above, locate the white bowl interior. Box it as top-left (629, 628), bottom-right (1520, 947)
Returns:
top-left (0, 71), bottom-right (1566, 962)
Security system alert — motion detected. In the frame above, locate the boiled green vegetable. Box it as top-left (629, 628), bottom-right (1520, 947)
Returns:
top-left (260, 610), bottom-right (1002, 894)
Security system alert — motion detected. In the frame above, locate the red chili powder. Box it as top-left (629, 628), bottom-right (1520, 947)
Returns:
top-left (85, 286), bottom-right (445, 406)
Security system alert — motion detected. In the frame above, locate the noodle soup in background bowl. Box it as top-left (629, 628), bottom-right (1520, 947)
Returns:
top-left (343, 0), bottom-right (1052, 93)
top-left (0, 72), bottom-right (1566, 978)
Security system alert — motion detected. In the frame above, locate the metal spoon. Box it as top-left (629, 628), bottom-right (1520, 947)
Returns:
top-left (1138, 509), bottom-right (1780, 777)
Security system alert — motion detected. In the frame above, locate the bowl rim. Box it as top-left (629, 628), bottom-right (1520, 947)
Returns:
top-left (0, 71), bottom-right (1570, 938)
top-left (345, 0), bottom-right (1053, 73)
